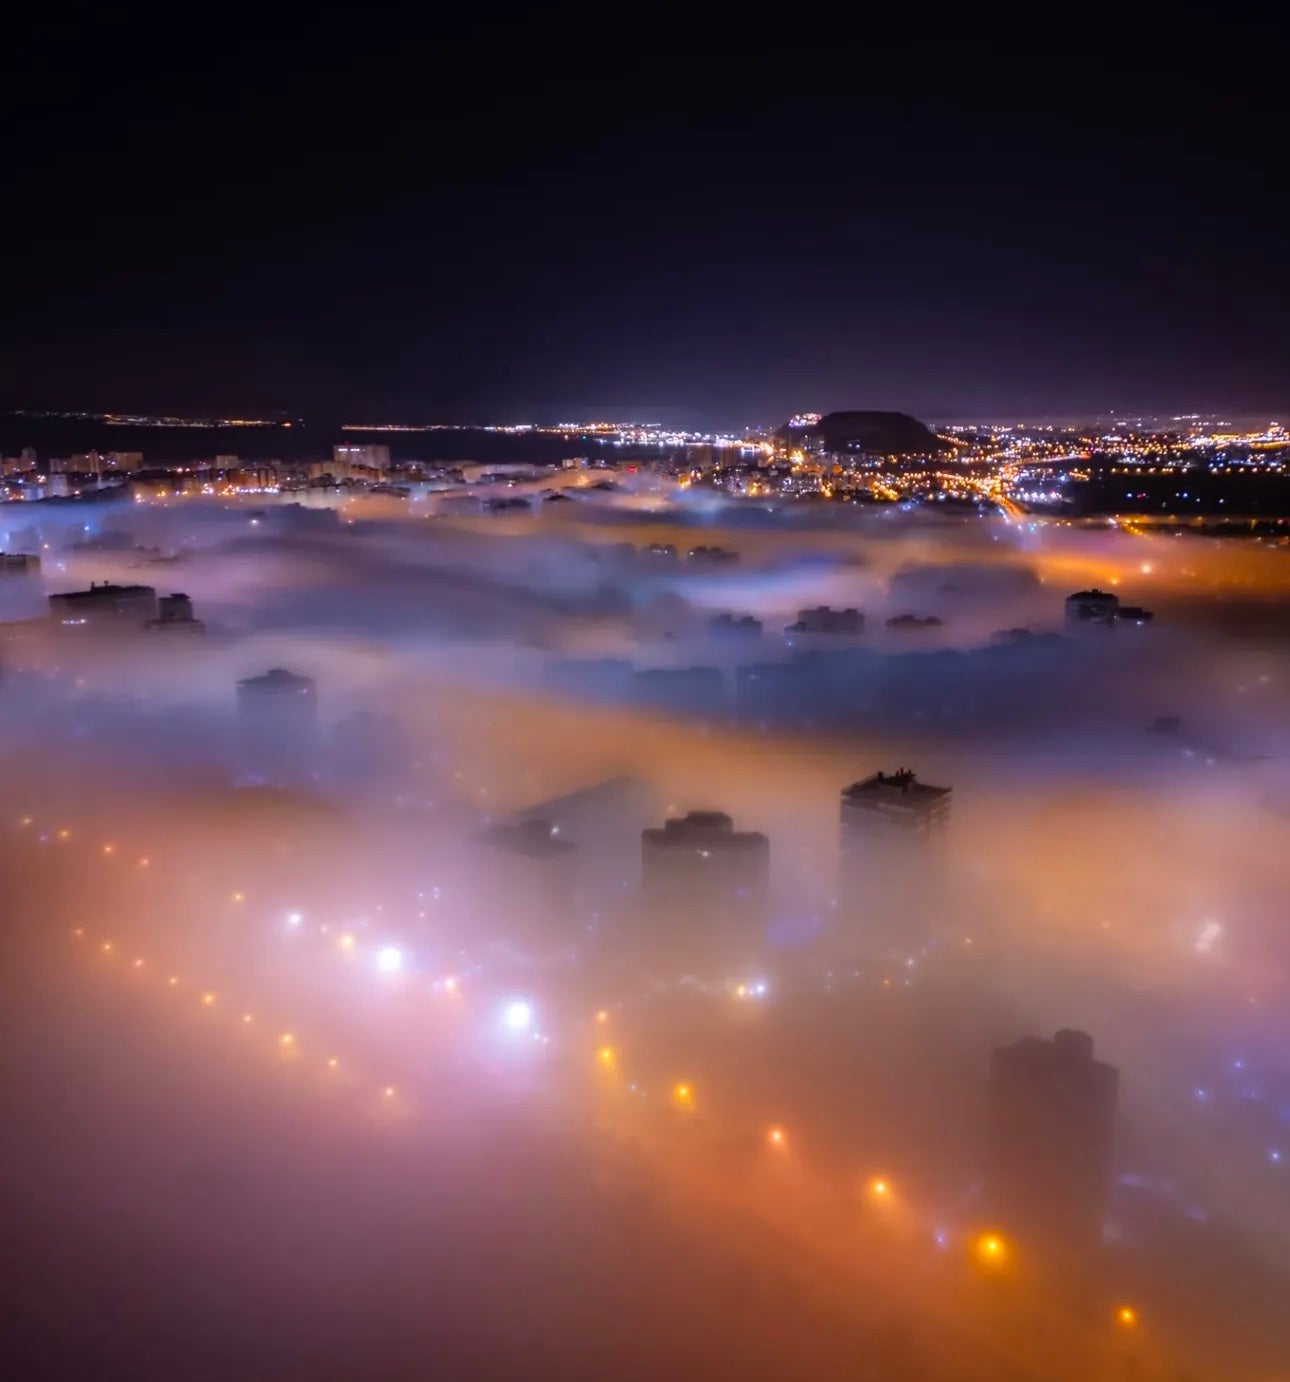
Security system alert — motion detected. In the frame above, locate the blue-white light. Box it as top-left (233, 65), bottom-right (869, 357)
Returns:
top-left (376, 946), bottom-right (403, 974)
top-left (502, 999), bottom-right (534, 1032)
top-left (286, 911), bottom-right (304, 928)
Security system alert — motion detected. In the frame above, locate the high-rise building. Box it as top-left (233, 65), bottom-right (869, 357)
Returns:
top-left (641, 810), bottom-right (769, 939)
top-left (1, 552), bottom-right (40, 576)
top-left (237, 667), bottom-right (317, 722)
top-left (839, 768), bottom-right (950, 848)
top-left (786, 605), bottom-right (864, 636)
top-left (333, 443), bottom-right (390, 475)
top-left (837, 768), bottom-right (951, 955)
top-left (146, 592), bottom-right (204, 634)
top-left (506, 776), bottom-right (658, 919)
top-left (1065, 589), bottom-right (1119, 624)
top-left (985, 1028), bottom-right (1119, 1256)
top-left (478, 818), bottom-right (580, 949)
top-left (236, 668), bottom-right (319, 784)
top-left (48, 581), bottom-right (159, 628)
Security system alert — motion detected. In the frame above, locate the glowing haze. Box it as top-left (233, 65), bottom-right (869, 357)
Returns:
top-left (2, 473), bottom-right (1288, 1381)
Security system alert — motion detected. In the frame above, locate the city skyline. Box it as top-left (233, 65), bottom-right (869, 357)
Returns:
top-left (5, 12), bottom-right (1290, 1382)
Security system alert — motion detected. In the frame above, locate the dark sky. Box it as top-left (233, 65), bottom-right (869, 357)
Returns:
top-left (3, 12), bottom-right (1286, 427)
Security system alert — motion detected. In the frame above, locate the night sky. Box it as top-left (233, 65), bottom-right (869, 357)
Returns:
top-left (3, 14), bottom-right (1285, 426)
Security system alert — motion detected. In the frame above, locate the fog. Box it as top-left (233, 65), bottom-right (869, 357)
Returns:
top-left (3, 477), bottom-right (1289, 1381)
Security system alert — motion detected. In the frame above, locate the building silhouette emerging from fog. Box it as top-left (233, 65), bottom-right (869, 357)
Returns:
top-left (838, 769), bottom-right (951, 954)
top-left (479, 818), bottom-right (579, 948)
top-left (1065, 588), bottom-right (1119, 624)
top-left (642, 810), bottom-right (769, 939)
top-left (236, 668), bottom-right (318, 784)
top-left (49, 581), bottom-right (159, 629)
top-left (840, 768), bottom-right (952, 845)
top-left (985, 1028), bottom-right (1119, 1255)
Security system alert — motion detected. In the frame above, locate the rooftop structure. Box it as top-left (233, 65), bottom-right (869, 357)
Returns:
top-left (235, 669), bottom-right (318, 785)
top-left (1065, 588), bottom-right (1119, 624)
top-left (687, 545), bottom-right (738, 564)
top-left (710, 612), bottom-right (763, 641)
top-left (642, 810), bottom-right (769, 931)
top-left (146, 592), bottom-right (204, 634)
top-left (237, 669), bottom-right (317, 730)
top-left (787, 606), bottom-right (864, 636)
top-left (841, 768), bottom-right (952, 827)
top-left (838, 769), bottom-right (952, 951)
top-left (48, 581), bottom-right (159, 628)
top-left (482, 817), bottom-right (578, 861)
top-left (886, 613), bottom-right (943, 630)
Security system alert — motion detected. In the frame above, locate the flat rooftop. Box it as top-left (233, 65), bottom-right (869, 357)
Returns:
top-left (842, 769), bottom-right (951, 804)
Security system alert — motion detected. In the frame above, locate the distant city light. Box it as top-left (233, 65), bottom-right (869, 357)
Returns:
top-left (286, 911), bottom-right (303, 928)
top-left (1115, 1305), bottom-right (1139, 1329)
top-left (376, 946), bottom-right (403, 973)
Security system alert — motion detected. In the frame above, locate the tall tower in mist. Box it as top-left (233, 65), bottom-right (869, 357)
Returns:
top-left (837, 768), bottom-right (951, 956)
top-left (236, 667), bottom-right (319, 785)
top-left (478, 818), bottom-right (580, 949)
top-left (641, 811), bottom-right (768, 959)
top-left (985, 1028), bottom-right (1119, 1257)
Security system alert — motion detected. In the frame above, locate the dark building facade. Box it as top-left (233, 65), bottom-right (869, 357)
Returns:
top-left (641, 810), bottom-right (769, 953)
top-left (236, 668), bottom-right (319, 784)
top-left (49, 581), bottom-right (158, 628)
top-left (837, 768), bottom-right (952, 955)
top-left (985, 1028), bottom-right (1120, 1256)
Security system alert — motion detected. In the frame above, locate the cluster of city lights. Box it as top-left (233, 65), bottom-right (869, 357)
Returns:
top-left (13, 809), bottom-right (1179, 1345)
top-left (67, 924), bottom-right (402, 1107)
